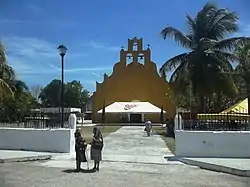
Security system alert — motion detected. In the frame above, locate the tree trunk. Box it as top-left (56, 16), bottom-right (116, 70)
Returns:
top-left (216, 92), bottom-right (222, 113)
top-left (199, 93), bottom-right (205, 113)
top-left (247, 84), bottom-right (250, 115)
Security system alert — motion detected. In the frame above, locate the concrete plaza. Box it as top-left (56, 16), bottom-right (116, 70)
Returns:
top-left (0, 126), bottom-right (250, 186)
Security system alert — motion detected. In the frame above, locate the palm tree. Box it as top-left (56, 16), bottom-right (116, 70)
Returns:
top-left (234, 40), bottom-right (250, 114)
top-left (160, 2), bottom-right (249, 112)
top-left (10, 80), bottom-right (29, 93)
top-left (0, 42), bottom-right (15, 97)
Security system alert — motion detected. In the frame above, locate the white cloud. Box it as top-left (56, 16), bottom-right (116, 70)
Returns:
top-left (64, 67), bottom-right (112, 73)
top-left (85, 40), bottom-right (120, 52)
top-left (1, 36), bottom-right (113, 83)
top-left (1, 36), bottom-right (89, 75)
top-left (46, 63), bottom-right (112, 74)
top-left (14, 67), bottom-right (112, 75)
top-left (16, 64), bottom-right (112, 75)
top-left (3, 36), bottom-right (57, 58)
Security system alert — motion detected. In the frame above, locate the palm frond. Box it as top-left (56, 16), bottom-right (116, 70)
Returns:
top-left (159, 52), bottom-right (188, 73)
top-left (209, 50), bottom-right (238, 64)
top-left (169, 62), bottom-right (189, 83)
top-left (214, 37), bottom-right (249, 51)
top-left (203, 5), bottom-right (238, 40)
top-left (199, 2), bottom-right (217, 18)
top-left (234, 40), bottom-right (250, 82)
top-left (194, 2), bottom-right (217, 41)
top-left (207, 8), bottom-right (227, 28)
top-left (193, 4), bottom-right (238, 41)
top-left (169, 62), bottom-right (190, 93)
top-left (1, 64), bottom-right (15, 80)
top-left (235, 39), bottom-right (250, 61)
top-left (161, 27), bottom-right (193, 49)
top-left (0, 78), bottom-right (14, 98)
top-left (198, 37), bottom-right (217, 50)
top-left (190, 53), bottom-right (237, 95)
top-left (186, 14), bottom-right (196, 35)
top-left (13, 80), bottom-right (29, 91)
top-left (0, 42), bottom-right (7, 65)
top-left (210, 11), bottom-right (239, 38)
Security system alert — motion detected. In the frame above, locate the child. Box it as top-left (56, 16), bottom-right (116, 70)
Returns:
top-left (74, 129), bottom-right (88, 171)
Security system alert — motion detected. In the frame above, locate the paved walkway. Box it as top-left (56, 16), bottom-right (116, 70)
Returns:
top-left (102, 126), bottom-right (174, 164)
top-left (39, 126), bottom-right (182, 170)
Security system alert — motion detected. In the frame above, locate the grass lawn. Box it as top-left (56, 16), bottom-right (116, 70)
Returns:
top-left (80, 125), bottom-right (121, 144)
top-left (153, 126), bottom-right (175, 154)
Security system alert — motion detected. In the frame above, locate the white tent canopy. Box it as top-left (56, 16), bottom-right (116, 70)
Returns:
top-left (97, 102), bottom-right (166, 114)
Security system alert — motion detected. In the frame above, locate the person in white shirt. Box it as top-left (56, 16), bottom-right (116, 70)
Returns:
top-left (144, 119), bottom-right (152, 137)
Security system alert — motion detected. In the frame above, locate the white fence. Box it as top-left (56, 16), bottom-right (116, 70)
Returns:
top-left (175, 130), bottom-right (250, 158)
top-left (0, 128), bottom-right (75, 153)
top-left (0, 114), bottom-right (77, 153)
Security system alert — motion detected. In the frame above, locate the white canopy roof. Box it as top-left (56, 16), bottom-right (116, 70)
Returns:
top-left (97, 102), bottom-right (166, 114)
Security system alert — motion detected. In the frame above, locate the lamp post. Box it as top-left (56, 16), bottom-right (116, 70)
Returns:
top-left (57, 44), bottom-right (67, 128)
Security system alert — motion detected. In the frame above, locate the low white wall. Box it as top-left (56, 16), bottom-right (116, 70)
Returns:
top-left (175, 130), bottom-right (250, 158)
top-left (0, 128), bottom-right (75, 153)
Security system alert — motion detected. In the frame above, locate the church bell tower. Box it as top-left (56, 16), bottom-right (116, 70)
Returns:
top-left (120, 37), bottom-right (151, 65)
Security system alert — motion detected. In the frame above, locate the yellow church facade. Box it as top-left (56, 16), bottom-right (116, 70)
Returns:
top-left (92, 37), bottom-right (176, 123)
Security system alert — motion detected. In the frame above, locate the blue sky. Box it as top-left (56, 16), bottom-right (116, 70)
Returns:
top-left (0, 0), bottom-right (250, 92)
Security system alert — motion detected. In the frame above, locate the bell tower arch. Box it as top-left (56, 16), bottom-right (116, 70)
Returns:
top-left (120, 37), bottom-right (151, 65)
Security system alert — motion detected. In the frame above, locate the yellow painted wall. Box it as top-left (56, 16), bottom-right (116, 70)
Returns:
top-left (92, 37), bottom-right (176, 123)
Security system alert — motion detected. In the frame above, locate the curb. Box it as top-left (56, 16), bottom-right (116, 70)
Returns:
top-left (102, 159), bottom-right (169, 166)
top-left (0, 155), bottom-right (53, 163)
top-left (177, 157), bottom-right (250, 177)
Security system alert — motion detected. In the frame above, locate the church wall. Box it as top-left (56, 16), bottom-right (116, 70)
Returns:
top-left (92, 37), bottom-right (176, 123)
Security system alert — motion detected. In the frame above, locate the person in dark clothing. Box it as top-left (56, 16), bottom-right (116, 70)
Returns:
top-left (74, 129), bottom-right (88, 171)
top-left (91, 126), bottom-right (103, 172)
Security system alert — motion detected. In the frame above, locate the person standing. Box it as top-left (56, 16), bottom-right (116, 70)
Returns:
top-left (74, 129), bottom-right (88, 171)
top-left (91, 126), bottom-right (104, 172)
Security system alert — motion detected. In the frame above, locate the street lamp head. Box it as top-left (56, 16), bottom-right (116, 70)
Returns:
top-left (57, 44), bottom-right (67, 56)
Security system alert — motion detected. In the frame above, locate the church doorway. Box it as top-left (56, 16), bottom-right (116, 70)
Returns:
top-left (130, 114), bottom-right (142, 123)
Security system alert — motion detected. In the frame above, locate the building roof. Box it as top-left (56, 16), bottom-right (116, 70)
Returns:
top-left (97, 102), bottom-right (166, 114)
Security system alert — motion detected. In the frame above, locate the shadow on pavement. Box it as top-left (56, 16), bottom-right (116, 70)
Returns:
top-left (164, 156), bottom-right (179, 161)
top-left (62, 169), bottom-right (96, 173)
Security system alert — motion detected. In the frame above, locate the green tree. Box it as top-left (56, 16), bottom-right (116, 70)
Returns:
top-left (0, 42), bottom-right (15, 97)
top-left (160, 2), bottom-right (249, 112)
top-left (169, 81), bottom-right (240, 114)
top-left (0, 42), bottom-right (37, 122)
top-left (166, 82), bottom-right (199, 112)
top-left (64, 80), bottom-right (89, 108)
top-left (39, 79), bottom-right (90, 108)
top-left (234, 40), bottom-right (250, 114)
top-left (39, 79), bottom-right (61, 107)
top-left (0, 88), bottom-right (38, 122)
top-left (205, 92), bottom-right (240, 113)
